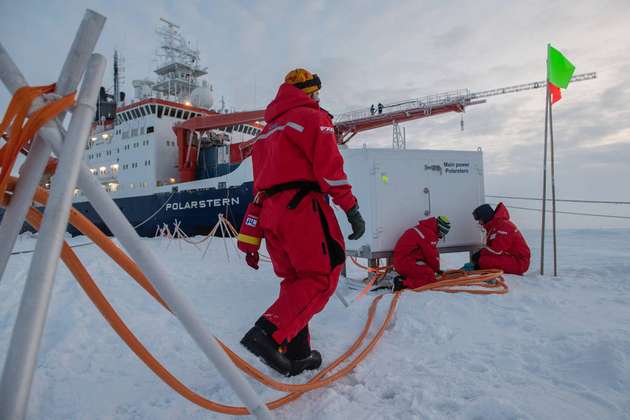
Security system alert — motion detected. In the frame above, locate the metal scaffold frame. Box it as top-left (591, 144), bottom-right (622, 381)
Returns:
top-left (0, 9), bottom-right (271, 420)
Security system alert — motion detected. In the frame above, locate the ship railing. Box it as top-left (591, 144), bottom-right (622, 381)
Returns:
top-left (333, 88), bottom-right (471, 124)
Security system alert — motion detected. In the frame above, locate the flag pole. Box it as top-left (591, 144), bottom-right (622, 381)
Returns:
top-left (540, 44), bottom-right (550, 275)
top-left (549, 81), bottom-right (558, 276)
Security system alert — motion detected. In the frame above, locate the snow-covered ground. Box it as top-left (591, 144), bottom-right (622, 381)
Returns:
top-left (1, 229), bottom-right (629, 419)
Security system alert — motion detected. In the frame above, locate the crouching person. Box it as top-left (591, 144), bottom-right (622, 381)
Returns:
top-left (470, 203), bottom-right (530, 275)
top-left (392, 216), bottom-right (451, 291)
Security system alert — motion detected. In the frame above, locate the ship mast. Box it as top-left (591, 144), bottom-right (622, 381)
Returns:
top-left (152, 18), bottom-right (208, 103)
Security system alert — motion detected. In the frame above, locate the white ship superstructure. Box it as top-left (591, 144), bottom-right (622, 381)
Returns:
top-left (66, 19), bottom-right (262, 236)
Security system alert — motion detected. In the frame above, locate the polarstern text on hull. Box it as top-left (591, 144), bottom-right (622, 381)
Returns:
top-left (166, 197), bottom-right (240, 211)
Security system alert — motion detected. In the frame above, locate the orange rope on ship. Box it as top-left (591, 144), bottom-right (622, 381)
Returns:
top-left (1, 88), bottom-right (507, 415)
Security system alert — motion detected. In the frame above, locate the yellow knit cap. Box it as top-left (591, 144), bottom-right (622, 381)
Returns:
top-left (284, 68), bottom-right (321, 95)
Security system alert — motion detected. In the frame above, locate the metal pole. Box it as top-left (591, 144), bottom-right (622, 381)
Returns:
top-left (0, 54), bottom-right (106, 420)
top-left (0, 14), bottom-right (270, 420)
top-left (539, 46), bottom-right (550, 276)
top-left (25, 84), bottom-right (274, 420)
top-left (38, 133), bottom-right (273, 420)
top-left (549, 94), bottom-right (558, 276)
top-left (0, 9), bottom-right (106, 282)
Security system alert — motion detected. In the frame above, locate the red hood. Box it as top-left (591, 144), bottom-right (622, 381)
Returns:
top-left (493, 202), bottom-right (510, 221)
top-left (264, 83), bottom-right (319, 123)
top-left (417, 217), bottom-right (439, 237)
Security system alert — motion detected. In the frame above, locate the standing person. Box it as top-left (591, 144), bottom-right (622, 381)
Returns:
top-left (391, 216), bottom-right (451, 291)
top-left (469, 203), bottom-right (530, 275)
top-left (370, 104), bottom-right (376, 115)
top-left (377, 102), bottom-right (384, 114)
top-left (239, 68), bottom-right (365, 376)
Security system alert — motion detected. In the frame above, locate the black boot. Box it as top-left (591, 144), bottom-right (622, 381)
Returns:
top-left (240, 322), bottom-right (292, 376)
top-left (286, 325), bottom-right (322, 376)
top-left (290, 350), bottom-right (322, 376)
top-left (392, 275), bottom-right (407, 292)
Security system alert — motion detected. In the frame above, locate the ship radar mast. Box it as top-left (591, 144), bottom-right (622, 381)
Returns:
top-left (151, 18), bottom-right (209, 104)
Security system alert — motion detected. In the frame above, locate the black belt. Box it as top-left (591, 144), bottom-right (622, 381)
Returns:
top-left (264, 181), bottom-right (321, 209)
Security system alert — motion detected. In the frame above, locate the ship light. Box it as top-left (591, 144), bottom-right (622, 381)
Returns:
top-left (184, 101), bottom-right (192, 107)
top-left (91, 137), bottom-right (97, 141)
top-left (111, 164), bottom-right (119, 170)
top-left (99, 166), bottom-right (107, 175)
top-left (109, 182), bottom-right (119, 192)
top-left (89, 168), bottom-right (96, 174)
top-left (169, 177), bottom-right (176, 184)
top-left (102, 133), bottom-right (109, 139)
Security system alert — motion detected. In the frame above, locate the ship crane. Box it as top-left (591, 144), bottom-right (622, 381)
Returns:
top-left (333, 72), bottom-right (597, 145)
top-left (173, 72), bottom-right (596, 177)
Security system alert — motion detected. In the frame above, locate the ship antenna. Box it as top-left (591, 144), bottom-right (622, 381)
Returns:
top-left (114, 50), bottom-right (119, 108)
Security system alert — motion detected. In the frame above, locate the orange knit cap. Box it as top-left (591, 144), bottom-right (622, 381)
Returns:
top-left (284, 68), bottom-right (321, 95)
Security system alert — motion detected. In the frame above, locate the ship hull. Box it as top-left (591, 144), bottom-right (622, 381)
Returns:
top-left (1, 182), bottom-right (253, 238)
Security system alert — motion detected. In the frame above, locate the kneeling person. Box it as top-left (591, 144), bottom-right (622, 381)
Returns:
top-left (470, 203), bottom-right (530, 275)
top-left (392, 216), bottom-right (450, 291)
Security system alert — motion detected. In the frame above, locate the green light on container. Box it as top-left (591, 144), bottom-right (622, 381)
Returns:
top-left (381, 174), bottom-right (389, 184)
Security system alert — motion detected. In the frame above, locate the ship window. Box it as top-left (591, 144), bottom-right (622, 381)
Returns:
top-left (131, 128), bottom-right (138, 137)
top-left (218, 181), bottom-right (227, 189)
top-left (147, 126), bottom-right (154, 133)
top-left (226, 126), bottom-right (233, 133)
top-left (176, 109), bottom-right (183, 119)
top-left (183, 111), bottom-right (190, 119)
top-left (145, 105), bottom-right (151, 115)
top-left (157, 105), bottom-right (163, 118)
top-left (139, 107), bottom-right (146, 117)
top-left (169, 108), bottom-right (177, 117)
top-left (150, 104), bottom-right (156, 114)
top-left (134, 108), bottom-right (142, 119)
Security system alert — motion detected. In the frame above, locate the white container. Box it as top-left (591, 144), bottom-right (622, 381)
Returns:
top-left (336, 148), bottom-right (485, 257)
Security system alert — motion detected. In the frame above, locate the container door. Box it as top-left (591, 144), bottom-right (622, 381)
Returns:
top-left (370, 156), bottom-right (429, 253)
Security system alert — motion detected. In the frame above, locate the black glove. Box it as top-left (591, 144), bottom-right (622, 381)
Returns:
top-left (346, 205), bottom-right (365, 240)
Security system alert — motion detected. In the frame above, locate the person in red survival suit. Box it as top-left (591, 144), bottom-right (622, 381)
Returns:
top-left (240, 68), bottom-right (366, 377)
top-left (468, 203), bottom-right (531, 275)
top-left (391, 216), bottom-right (451, 291)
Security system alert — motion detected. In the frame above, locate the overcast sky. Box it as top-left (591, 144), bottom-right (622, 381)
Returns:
top-left (1, 0), bottom-right (629, 230)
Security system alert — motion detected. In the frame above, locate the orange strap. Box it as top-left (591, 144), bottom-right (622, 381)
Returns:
top-left (3, 177), bottom-right (507, 415)
top-left (349, 256), bottom-right (391, 300)
top-left (16, 201), bottom-right (396, 415)
top-left (0, 84), bottom-right (75, 199)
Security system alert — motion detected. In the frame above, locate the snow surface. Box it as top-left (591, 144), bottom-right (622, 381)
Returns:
top-left (1, 229), bottom-right (629, 420)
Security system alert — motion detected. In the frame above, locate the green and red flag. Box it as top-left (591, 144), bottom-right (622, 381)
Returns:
top-left (547, 45), bottom-right (575, 104)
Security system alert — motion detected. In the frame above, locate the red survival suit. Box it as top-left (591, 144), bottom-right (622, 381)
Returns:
top-left (252, 83), bottom-right (357, 345)
top-left (478, 203), bottom-right (531, 275)
top-left (392, 218), bottom-right (441, 289)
